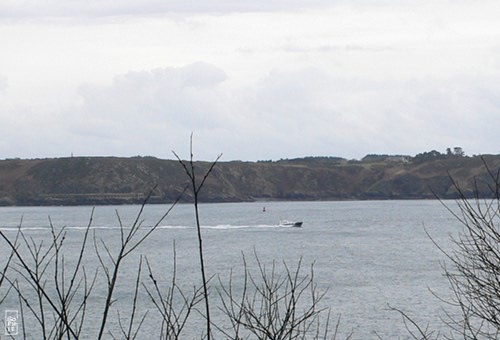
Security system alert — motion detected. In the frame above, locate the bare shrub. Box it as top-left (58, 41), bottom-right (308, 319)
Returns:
top-left (215, 252), bottom-right (344, 340)
top-left (173, 134), bottom-right (222, 339)
top-left (142, 241), bottom-right (204, 339)
top-left (393, 157), bottom-right (500, 339)
top-left (432, 159), bottom-right (500, 339)
top-left (0, 190), bottom-right (181, 339)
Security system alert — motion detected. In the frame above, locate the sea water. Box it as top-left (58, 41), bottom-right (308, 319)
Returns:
top-left (0, 200), bottom-right (462, 339)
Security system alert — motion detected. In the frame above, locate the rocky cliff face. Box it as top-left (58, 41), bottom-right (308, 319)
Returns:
top-left (0, 154), bottom-right (499, 206)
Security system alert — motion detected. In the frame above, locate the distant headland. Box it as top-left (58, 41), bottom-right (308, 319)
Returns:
top-left (1, 149), bottom-right (499, 206)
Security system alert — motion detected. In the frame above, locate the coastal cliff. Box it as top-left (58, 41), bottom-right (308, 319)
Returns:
top-left (0, 153), bottom-right (499, 206)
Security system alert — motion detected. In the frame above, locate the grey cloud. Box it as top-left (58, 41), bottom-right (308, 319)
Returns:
top-left (179, 62), bottom-right (227, 88)
top-left (7, 64), bottom-right (498, 161)
top-left (63, 62), bottom-right (229, 157)
top-left (359, 77), bottom-right (500, 156)
top-left (76, 62), bottom-right (226, 121)
top-left (232, 68), bottom-right (500, 159)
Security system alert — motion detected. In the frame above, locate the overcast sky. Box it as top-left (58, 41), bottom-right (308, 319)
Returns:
top-left (1, 0), bottom-right (499, 161)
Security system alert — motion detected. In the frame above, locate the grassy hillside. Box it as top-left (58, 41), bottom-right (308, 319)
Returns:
top-left (0, 153), bottom-right (499, 206)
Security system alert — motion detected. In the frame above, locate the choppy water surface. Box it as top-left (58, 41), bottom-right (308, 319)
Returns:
top-left (0, 200), bottom-right (462, 338)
